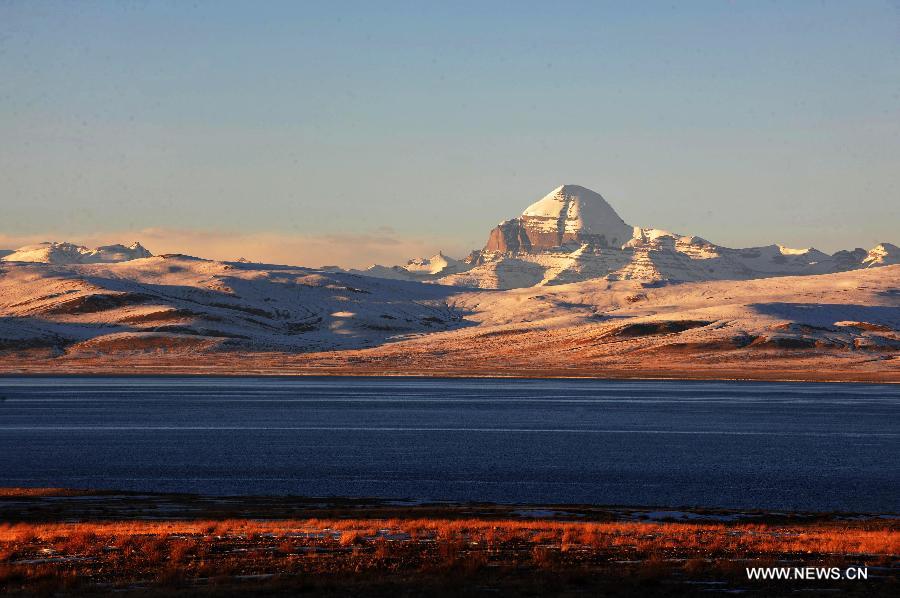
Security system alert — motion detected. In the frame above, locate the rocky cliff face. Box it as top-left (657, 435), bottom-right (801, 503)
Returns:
top-left (484, 219), bottom-right (533, 253)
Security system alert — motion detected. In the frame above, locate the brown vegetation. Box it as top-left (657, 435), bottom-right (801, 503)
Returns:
top-left (1, 515), bottom-right (897, 596)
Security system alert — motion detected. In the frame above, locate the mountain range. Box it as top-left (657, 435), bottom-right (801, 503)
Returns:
top-left (0, 184), bottom-right (897, 381)
top-left (352, 185), bottom-right (898, 289)
top-left (0, 241), bottom-right (152, 265)
top-left (3, 186), bottom-right (896, 288)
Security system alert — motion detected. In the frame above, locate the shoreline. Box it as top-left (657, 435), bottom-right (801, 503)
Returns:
top-left (1, 364), bottom-right (898, 384)
top-left (2, 487), bottom-right (898, 521)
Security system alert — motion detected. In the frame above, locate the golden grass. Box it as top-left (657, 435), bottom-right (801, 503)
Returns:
top-left (1, 515), bottom-right (896, 595)
top-left (1, 518), bottom-right (896, 556)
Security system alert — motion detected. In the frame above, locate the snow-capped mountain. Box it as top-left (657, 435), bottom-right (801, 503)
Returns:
top-left (404, 252), bottom-right (465, 276)
top-left (862, 243), bottom-right (900, 267)
top-left (485, 185), bottom-right (633, 252)
top-left (362, 184), bottom-right (897, 289)
top-left (352, 252), bottom-right (466, 280)
top-left (1, 241), bottom-right (152, 264)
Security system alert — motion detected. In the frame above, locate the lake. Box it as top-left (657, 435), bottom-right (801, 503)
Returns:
top-left (0, 377), bottom-right (897, 512)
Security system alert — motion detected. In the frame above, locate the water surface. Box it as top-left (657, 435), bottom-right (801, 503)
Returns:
top-left (0, 377), bottom-right (897, 511)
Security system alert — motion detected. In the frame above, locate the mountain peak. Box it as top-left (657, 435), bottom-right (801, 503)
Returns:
top-left (404, 251), bottom-right (461, 276)
top-left (862, 242), bottom-right (899, 267)
top-left (485, 184), bottom-right (633, 253)
top-left (524, 184), bottom-right (621, 215)
top-left (0, 241), bottom-right (152, 264)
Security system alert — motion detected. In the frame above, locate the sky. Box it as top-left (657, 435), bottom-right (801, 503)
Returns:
top-left (1, 1), bottom-right (899, 267)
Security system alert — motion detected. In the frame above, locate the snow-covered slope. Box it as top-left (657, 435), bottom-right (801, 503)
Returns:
top-left (1, 254), bottom-right (896, 378)
top-left (361, 184), bottom-right (897, 290)
top-left (1, 241), bottom-right (152, 264)
top-left (0, 255), bottom-right (465, 354)
top-left (335, 264), bottom-right (900, 378)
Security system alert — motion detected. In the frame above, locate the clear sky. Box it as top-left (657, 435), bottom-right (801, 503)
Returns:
top-left (1, 1), bottom-right (898, 266)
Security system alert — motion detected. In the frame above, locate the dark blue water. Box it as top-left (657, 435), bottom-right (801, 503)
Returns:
top-left (0, 377), bottom-right (897, 512)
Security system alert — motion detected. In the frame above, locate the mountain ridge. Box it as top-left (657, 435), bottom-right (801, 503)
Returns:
top-left (2, 185), bottom-right (896, 289)
top-left (1, 241), bottom-right (152, 265)
top-left (359, 184), bottom-right (898, 289)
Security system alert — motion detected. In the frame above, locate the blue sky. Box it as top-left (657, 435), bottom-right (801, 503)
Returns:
top-left (1, 1), bottom-right (898, 265)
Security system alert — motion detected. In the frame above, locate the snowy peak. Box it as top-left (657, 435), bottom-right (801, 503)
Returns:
top-left (1, 241), bottom-right (153, 264)
top-left (862, 243), bottom-right (900, 267)
top-left (96, 242), bottom-right (153, 262)
top-left (775, 245), bottom-right (829, 260)
top-left (522, 184), bottom-right (631, 236)
top-left (353, 250), bottom-right (464, 280)
top-left (405, 252), bottom-right (461, 276)
top-left (485, 184), bottom-right (633, 253)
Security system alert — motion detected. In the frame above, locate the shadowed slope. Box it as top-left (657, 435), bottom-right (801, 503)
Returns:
top-left (0, 256), bottom-right (471, 355)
